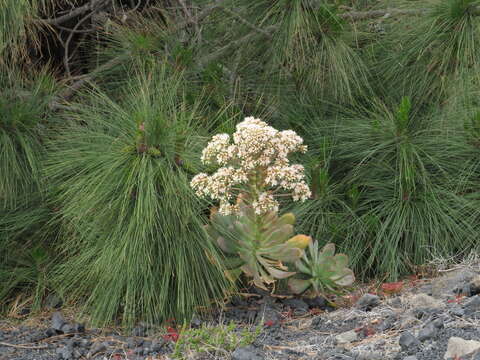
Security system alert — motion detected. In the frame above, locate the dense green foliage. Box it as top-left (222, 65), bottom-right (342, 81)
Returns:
top-left (1, 0), bottom-right (480, 325)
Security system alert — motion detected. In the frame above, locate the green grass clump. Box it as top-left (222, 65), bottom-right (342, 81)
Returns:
top-left (45, 63), bottom-right (231, 327)
top-left (171, 322), bottom-right (262, 359)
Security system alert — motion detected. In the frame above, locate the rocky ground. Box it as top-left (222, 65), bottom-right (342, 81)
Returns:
top-left (3, 259), bottom-right (480, 360)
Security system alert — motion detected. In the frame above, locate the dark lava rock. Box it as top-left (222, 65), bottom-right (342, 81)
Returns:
top-left (352, 350), bottom-right (383, 359)
top-left (18, 307), bottom-right (30, 316)
top-left (376, 315), bottom-right (398, 332)
top-left (190, 315), bottom-right (202, 328)
top-left (133, 347), bottom-right (144, 355)
top-left (73, 323), bottom-right (85, 333)
top-left (432, 318), bottom-right (444, 329)
top-left (231, 345), bottom-right (263, 360)
top-left (258, 304), bottom-right (279, 325)
top-left (464, 295), bottom-right (480, 316)
top-left (455, 276), bottom-right (480, 297)
top-left (230, 295), bottom-right (248, 307)
top-left (45, 327), bottom-right (57, 337)
top-left (304, 296), bottom-right (328, 309)
top-left (89, 341), bottom-right (107, 355)
top-left (399, 331), bottom-right (421, 351)
top-left (151, 339), bottom-right (165, 352)
top-left (320, 349), bottom-right (354, 360)
top-left (246, 310), bottom-right (257, 323)
top-left (56, 346), bottom-right (73, 360)
top-left (412, 307), bottom-right (440, 320)
top-left (132, 325), bottom-right (147, 337)
top-left (26, 330), bottom-right (47, 343)
top-left (45, 293), bottom-right (63, 309)
top-left (283, 298), bottom-right (309, 314)
top-left (450, 305), bottom-right (465, 317)
top-left (418, 323), bottom-right (438, 342)
top-left (127, 337), bottom-right (137, 349)
top-left (52, 312), bottom-right (67, 332)
top-left (469, 277), bottom-right (480, 297)
top-left (356, 293), bottom-right (381, 311)
top-left (60, 324), bottom-right (75, 334)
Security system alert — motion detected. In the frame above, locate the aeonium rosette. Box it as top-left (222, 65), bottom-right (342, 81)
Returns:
top-left (191, 117), bottom-right (314, 290)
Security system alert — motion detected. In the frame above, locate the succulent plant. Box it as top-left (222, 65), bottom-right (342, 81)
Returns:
top-left (205, 202), bottom-right (312, 290)
top-left (288, 242), bottom-right (355, 296)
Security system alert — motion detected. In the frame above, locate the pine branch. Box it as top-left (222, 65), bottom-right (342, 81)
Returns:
top-left (197, 25), bottom-right (277, 67)
top-left (40, 0), bottom-right (108, 25)
top-left (339, 8), bottom-right (426, 21)
top-left (219, 6), bottom-right (273, 38)
top-left (49, 0), bottom-right (225, 110)
top-left (339, 5), bottom-right (480, 21)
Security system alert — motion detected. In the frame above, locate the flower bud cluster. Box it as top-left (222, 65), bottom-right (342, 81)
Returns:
top-left (191, 117), bottom-right (311, 215)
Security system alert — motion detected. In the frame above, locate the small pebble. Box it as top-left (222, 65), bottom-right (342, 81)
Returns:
top-left (356, 293), bottom-right (381, 311)
top-left (418, 322), bottom-right (438, 342)
top-left (399, 331), bottom-right (421, 351)
top-left (52, 312), bottom-right (67, 332)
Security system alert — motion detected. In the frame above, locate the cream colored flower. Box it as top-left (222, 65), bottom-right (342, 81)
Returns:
top-left (252, 193), bottom-right (279, 215)
top-left (191, 117), bottom-right (311, 215)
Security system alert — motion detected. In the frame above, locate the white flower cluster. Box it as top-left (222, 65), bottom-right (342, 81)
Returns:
top-left (191, 117), bottom-right (311, 215)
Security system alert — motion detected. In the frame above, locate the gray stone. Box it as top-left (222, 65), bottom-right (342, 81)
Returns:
top-left (60, 324), bottom-right (75, 334)
top-left (232, 345), bottom-right (263, 360)
top-left (190, 315), bottom-right (202, 328)
top-left (56, 346), bottom-right (73, 360)
top-left (432, 318), bottom-right (444, 328)
top-left (335, 330), bottom-right (358, 345)
top-left (430, 268), bottom-right (476, 297)
top-left (127, 337), bottom-right (137, 348)
top-left (132, 325), bottom-right (147, 337)
top-left (305, 296), bottom-right (328, 309)
top-left (418, 323), bottom-right (438, 342)
top-left (72, 323), bottom-right (85, 333)
top-left (258, 304), bottom-right (280, 325)
top-left (89, 341), bottom-right (107, 355)
top-left (450, 305), bottom-right (465, 317)
top-left (45, 294), bottom-right (63, 309)
top-left (407, 294), bottom-right (443, 309)
top-left (45, 327), bottom-right (57, 337)
top-left (412, 307), bottom-right (438, 319)
top-left (377, 315), bottom-right (397, 332)
top-left (464, 295), bottom-right (480, 316)
top-left (151, 339), bottom-right (165, 352)
top-left (444, 337), bottom-right (480, 359)
top-left (388, 297), bottom-right (402, 308)
top-left (133, 347), bottom-right (144, 355)
top-left (356, 294), bottom-right (381, 311)
top-left (468, 276), bottom-right (480, 296)
top-left (283, 298), bottom-right (309, 314)
top-left (399, 331), bottom-right (421, 351)
top-left (403, 357), bottom-right (418, 360)
top-left (51, 312), bottom-right (67, 332)
top-left (352, 350), bottom-right (383, 360)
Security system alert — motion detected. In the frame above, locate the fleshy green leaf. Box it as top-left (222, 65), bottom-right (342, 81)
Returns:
top-left (288, 278), bottom-right (311, 294)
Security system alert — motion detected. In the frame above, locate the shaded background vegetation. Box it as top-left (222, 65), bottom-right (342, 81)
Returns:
top-left (1, 0), bottom-right (480, 326)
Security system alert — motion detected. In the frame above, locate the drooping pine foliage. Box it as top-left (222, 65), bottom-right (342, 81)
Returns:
top-left (0, 67), bottom-right (59, 309)
top-left (44, 63), bottom-right (231, 326)
top-left (376, 0), bottom-right (480, 106)
top-left (2, 0), bottom-right (480, 323)
top-left (296, 98), bottom-right (478, 278)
